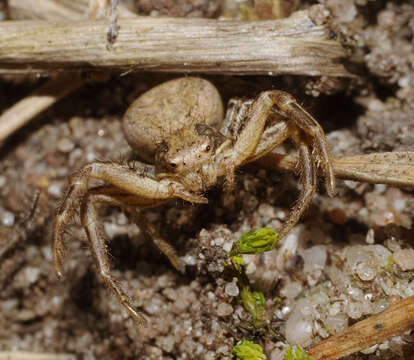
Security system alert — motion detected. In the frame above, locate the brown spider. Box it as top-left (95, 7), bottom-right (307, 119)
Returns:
top-left (54, 77), bottom-right (335, 324)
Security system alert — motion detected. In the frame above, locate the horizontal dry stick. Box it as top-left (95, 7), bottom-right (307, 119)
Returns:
top-left (8, 0), bottom-right (88, 20)
top-left (0, 10), bottom-right (351, 76)
top-left (307, 295), bottom-right (414, 360)
top-left (258, 151), bottom-right (414, 187)
top-left (8, 0), bottom-right (135, 21)
top-left (0, 352), bottom-right (75, 360)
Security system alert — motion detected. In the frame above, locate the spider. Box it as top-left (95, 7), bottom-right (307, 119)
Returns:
top-left (54, 77), bottom-right (335, 324)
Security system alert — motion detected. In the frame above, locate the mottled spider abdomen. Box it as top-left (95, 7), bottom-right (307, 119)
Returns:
top-left (122, 77), bottom-right (224, 163)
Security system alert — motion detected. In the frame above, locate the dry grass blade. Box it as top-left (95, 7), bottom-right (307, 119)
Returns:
top-left (258, 151), bottom-right (414, 188)
top-left (307, 295), bottom-right (414, 360)
top-left (0, 72), bottom-right (83, 143)
top-left (332, 152), bottom-right (414, 187)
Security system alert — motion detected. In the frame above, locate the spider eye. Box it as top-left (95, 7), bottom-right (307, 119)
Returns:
top-left (205, 145), bottom-right (211, 152)
top-left (169, 162), bottom-right (177, 169)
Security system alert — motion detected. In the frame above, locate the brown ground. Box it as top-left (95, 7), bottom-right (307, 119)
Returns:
top-left (1, 1), bottom-right (414, 359)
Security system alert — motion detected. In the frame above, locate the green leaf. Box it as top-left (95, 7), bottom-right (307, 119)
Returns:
top-left (235, 228), bottom-right (278, 255)
top-left (232, 339), bottom-right (267, 360)
top-left (240, 286), bottom-right (265, 327)
top-left (284, 346), bottom-right (315, 360)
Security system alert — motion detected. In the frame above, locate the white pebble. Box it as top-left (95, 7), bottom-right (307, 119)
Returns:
top-left (24, 267), bottom-right (41, 285)
top-left (224, 280), bottom-right (239, 297)
top-left (285, 317), bottom-right (313, 347)
top-left (365, 229), bottom-right (375, 244)
top-left (285, 299), bottom-right (313, 347)
top-left (214, 237), bottom-right (224, 246)
top-left (346, 301), bottom-right (363, 319)
top-left (394, 249), bottom-right (414, 271)
top-left (57, 138), bottom-right (75, 153)
top-left (48, 183), bottom-right (63, 198)
top-left (183, 254), bottom-right (196, 266)
top-left (1, 210), bottom-right (15, 227)
top-left (222, 241), bottom-right (233, 253)
top-left (356, 262), bottom-right (376, 281)
top-left (398, 77), bottom-right (409, 88)
top-left (217, 302), bottom-right (233, 317)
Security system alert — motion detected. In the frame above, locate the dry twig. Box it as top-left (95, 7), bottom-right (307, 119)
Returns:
top-left (0, 10), bottom-right (350, 76)
top-left (307, 295), bottom-right (414, 360)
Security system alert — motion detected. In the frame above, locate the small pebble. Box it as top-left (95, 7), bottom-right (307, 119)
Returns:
top-left (356, 262), bottom-right (376, 281)
top-left (48, 183), bottom-right (63, 198)
top-left (217, 302), bottom-right (233, 317)
top-left (224, 280), bottom-right (239, 297)
top-left (366, 229), bottom-right (375, 244)
top-left (1, 210), bottom-right (15, 227)
top-left (57, 138), bottom-right (75, 153)
top-left (0, 175), bottom-right (6, 188)
top-left (394, 249), bottom-right (414, 271)
top-left (222, 242), bottom-right (232, 253)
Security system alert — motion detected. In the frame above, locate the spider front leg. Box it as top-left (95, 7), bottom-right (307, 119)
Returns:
top-left (78, 186), bottom-right (186, 325)
top-left (54, 162), bottom-right (206, 278)
top-left (80, 190), bottom-right (147, 324)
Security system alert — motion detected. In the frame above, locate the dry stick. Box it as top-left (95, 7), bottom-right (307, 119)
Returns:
top-left (0, 10), bottom-right (351, 76)
top-left (8, 0), bottom-right (135, 21)
top-left (0, 352), bottom-right (76, 360)
top-left (8, 0), bottom-right (88, 20)
top-left (257, 151), bottom-right (414, 187)
top-left (0, 72), bottom-right (83, 142)
top-left (307, 296), bottom-right (414, 360)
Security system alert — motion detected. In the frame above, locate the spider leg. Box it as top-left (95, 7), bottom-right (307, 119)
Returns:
top-left (220, 98), bottom-right (253, 139)
top-left (278, 133), bottom-right (317, 239)
top-left (54, 162), bottom-right (206, 279)
top-left (77, 185), bottom-right (187, 325)
top-left (244, 118), bottom-right (294, 164)
top-left (273, 92), bottom-right (335, 197)
top-left (80, 188), bottom-right (148, 325)
top-left (125, 207), bottom-right (185, 272)
top-left (219, 91), bottom-right (335, 196)
top-left (94, 186), bottom-right (184, 272)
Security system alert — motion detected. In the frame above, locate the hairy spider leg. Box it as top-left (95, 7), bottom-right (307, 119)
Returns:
top-left (79, 185), bottom-right (186, 325)
top-left (278, 132), bottom-right (317, 239)
top-left (275, 94), bottom-right (335, 197)
top-left (54, 162), bottom-right (206, 278)
top-left (220, 98), bottom-right (254, 139)
top-left (246, 120), bottom-right (317, 240)
top-left (219, 91), bottom-right (335, 197)
top-left (81, 190), bottom-right (149, 325)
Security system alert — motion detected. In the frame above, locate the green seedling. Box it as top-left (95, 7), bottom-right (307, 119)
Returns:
top-left (232, 339), bottom-right (267, 360)
top-left (240, 285), bottom-right (266, 328)
top-left (231, 227), bottom-right (278, 256)
top-left (284, 346), bottom-right (314, 360)
top-left (227, 228), bottom-right (277, 328)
